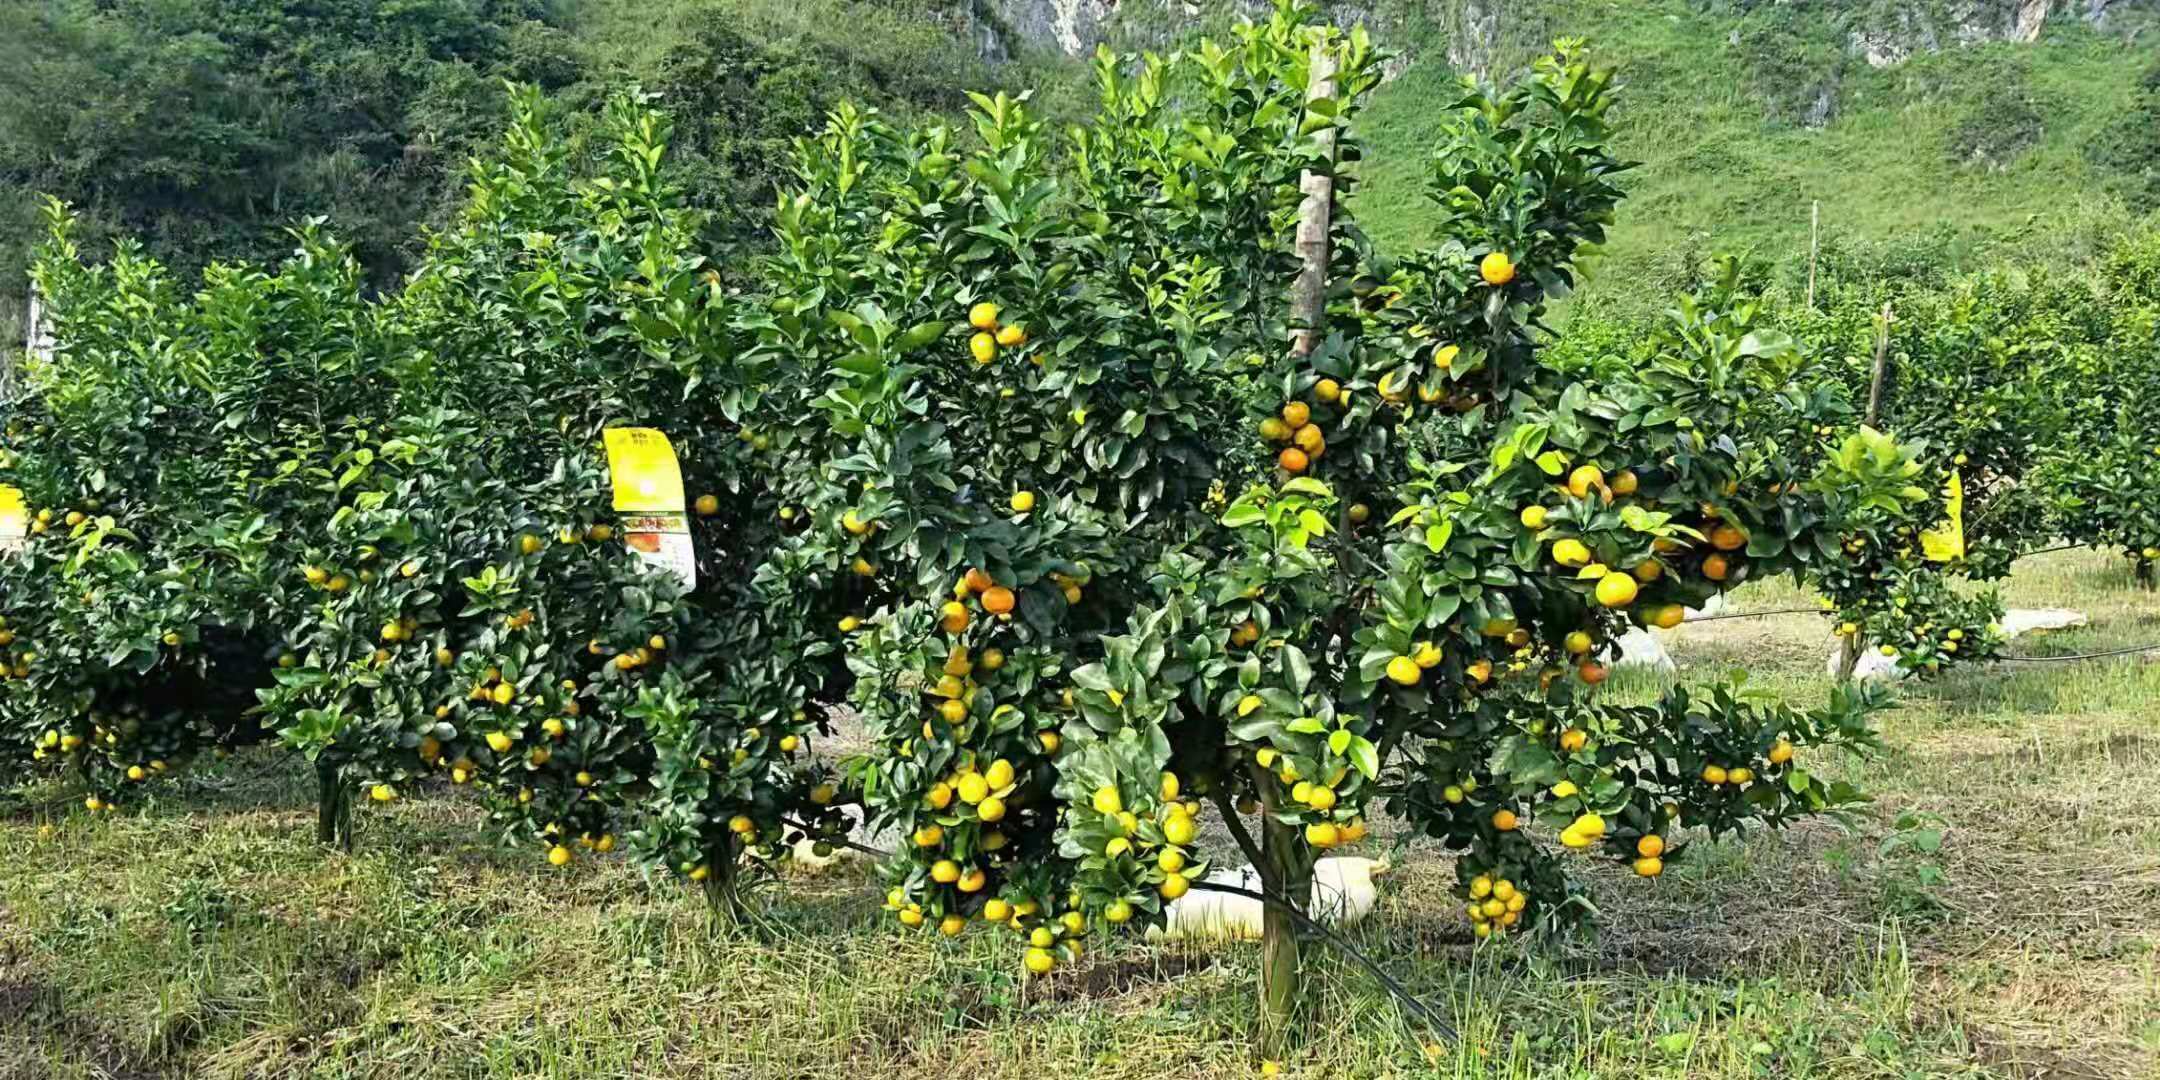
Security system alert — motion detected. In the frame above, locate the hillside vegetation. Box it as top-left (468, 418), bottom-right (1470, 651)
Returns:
top-left (1354, 0), bottom-right (2160, 315)
top-left (3, 0), bottom-right (2156, 325)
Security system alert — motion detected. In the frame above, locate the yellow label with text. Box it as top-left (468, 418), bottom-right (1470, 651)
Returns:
top-left (1920, 470), bottom-right (1964, 563)
top-left (603, 429), bottom-right (685, 513)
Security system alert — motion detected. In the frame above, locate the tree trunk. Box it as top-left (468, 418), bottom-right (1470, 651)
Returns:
top-left (699, 834), bottom-right (745, 922)
top-left (316, 757), bottom-right (352, 852)
top-left (2137, 559), bottom-right (2155, 591)
top-left (1257, 814), bottom-right (1315, 1056)
top-left (1834, 633), bottom-right (1860, 683)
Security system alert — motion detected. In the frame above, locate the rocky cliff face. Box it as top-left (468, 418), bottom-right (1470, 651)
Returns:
top-left (982, 0), bottom-right (2153, 69)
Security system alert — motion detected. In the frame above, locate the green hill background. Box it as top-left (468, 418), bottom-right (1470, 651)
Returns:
top-left (3, 0), bottom-right (2156, 338)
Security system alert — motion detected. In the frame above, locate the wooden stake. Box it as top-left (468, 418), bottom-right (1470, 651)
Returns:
top-left (1840, 299), bottom-right (1894, 685)
top-left (1289, 41), bottom-right (1340, 358)
top-left (1806, 201), bottom-right (1820, 311)
top-left (1865, 301), bottom-right (1894, 427)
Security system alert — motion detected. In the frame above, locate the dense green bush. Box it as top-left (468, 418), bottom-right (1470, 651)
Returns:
top-left (1, 91), bottom-right (853, 884)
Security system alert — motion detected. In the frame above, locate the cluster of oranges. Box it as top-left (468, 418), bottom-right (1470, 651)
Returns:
top-left (1259, 400), bottom-right (1327, 474)
top-left (1462, 870), bottom-right (1527, 938)
top-left (1244, 748), bottom-right (1368, 849)
top-left (966, 301), bottom-right (1028, 364)
top-left (1382, 640), bottom-right (1446, 686)
top-left (1630, 834), bottom-right (1665, 877)
top-left (1088, 774), bottom-right (1205, 898)
top-left (0, 615), bottom-right (28, 680)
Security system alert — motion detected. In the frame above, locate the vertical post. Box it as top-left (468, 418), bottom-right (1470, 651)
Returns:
top-left (1806, 201), bottom-right (1820, 311)
top-left (1865, 302), bottom-right (1894, 428)
top-left (1289, 40), bottom-right (1340, 359)
top-left (1260, 32), bottom-right (1337, 1051)
top-left (1839, 302), bottom-right (1896, 684)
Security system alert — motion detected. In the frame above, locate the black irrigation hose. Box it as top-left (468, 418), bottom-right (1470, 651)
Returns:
top-left (1679, 606), bottom-right (1821, 624)
top-left (1190, 879), bottom-right (1460, 1045)
top-left (1993, 642), bottom-right (2160, 662)
top-left (782, 816), bottom-right (891, 860)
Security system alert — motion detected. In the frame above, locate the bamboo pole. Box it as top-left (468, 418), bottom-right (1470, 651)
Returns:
top-left (1289, 42), bottom-right (1339, 359)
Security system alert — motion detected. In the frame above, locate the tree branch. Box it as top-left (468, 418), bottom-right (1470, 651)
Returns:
top-left (1208, 783), bottom-right (1267, 872)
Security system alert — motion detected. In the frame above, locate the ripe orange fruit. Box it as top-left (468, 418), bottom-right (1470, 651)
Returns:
top-left (1578, 660), bottom-right (1607, 684)
top-left (1385, 655), bottom-right (1422, 685)
top-left (1632, 560), bottom-right (1663, 582)
top-left (1551, 538), bottom-right (1592, 567)
top-left (1293, 424), bottom-right (1324, 455)
top-left (1258, 417), bottom-right (1291, 442)
top-left (1281, 401), bottom-right (1311, 429)
top-left (1709, 524), bottom-right (1746, 551)
top-left (995, 324), bottom-right (1027, 347)
top-left (1315, 378), bottom-right (1341, 402)
top-left (969, 332), bottom-right (997, 364)
top-left (1520, 505), bottom-right (1549, 529)
top-left (982, 586), bottom-right (1015, 615)
top-left (1009, 490), bottom-right (1035, 513)
top-left (1479, 251), bottom-right (1516, 285)
top-left (1648, 603), bottom-right (1686, 629)
top-left (1566, 465), bottom-right (1604, 498)
top-left (963, 567), bottom-right (994, 594)
top-left (1491, 809), bottom-right (1519, 831)
top-left (1702, 553), bottom-right (1732, 581)
top-left (968, 302), bottom-right (1000, 330)
top-left (1279, 447), bottom-right (1309, 473)
top-left (1637, 834), bottom-right (1665, 857)
top-left (1610, 470), bottom-right (1639, 495)
top-left (1595, 571), bottom-right (1638, 608)
top-left (1433, 343), bottom-right (1459, 368)
top-left (695, 494), bottom-right (720, 516)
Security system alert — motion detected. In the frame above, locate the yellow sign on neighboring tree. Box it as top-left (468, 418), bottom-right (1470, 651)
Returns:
top-left (0, 485), bottom-right (26, 557)
top-left (602, 428), bottom-right (686, 513)
top-left (1921, 470), bottom-right (1965, 563)
top-left (602, 429), bottom-right (695, 589)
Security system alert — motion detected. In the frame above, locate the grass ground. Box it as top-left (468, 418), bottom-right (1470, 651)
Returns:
top-left (3, 549), bottom-right (2157, 1079)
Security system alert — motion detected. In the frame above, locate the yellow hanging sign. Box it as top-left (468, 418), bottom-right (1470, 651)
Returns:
top-left (602, 428), bottom-right (686, 513)
top-left (0, 485), bottom-right (26, 556)
top-left (602, 429), bottom-right (696, 590)
top-left (1920, 470), bottom-right (1964, 563)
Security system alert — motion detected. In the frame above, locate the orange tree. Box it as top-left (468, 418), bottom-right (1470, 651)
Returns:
top-left (4, 91), bottom-right (851, 902)
top-left (0, 203), bottom-right (380, 808)
top-left (252, 90), bottom-right (849, 885)
top-left (744, 6), bottom-right (1933, 1045)
top-left (1558, 263), bottom-right (2010, 676)
top-left (2035, 229), bottom-right (2160, 584)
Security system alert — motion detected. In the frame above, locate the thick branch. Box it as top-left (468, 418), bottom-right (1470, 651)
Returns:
top-left (1208, 783), bottom-right (1268, 872)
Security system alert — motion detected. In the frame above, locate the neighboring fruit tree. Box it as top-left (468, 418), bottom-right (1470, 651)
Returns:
top-left (1, 93), bottom-right (850, 896)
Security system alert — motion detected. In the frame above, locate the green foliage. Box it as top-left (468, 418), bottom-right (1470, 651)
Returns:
top-left (1, 90), bottom-right (852, 882)
top-left (1, 3), bottom-right (2088, 1050)
top-left (1355, 0), bottom-right (2156, 319)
